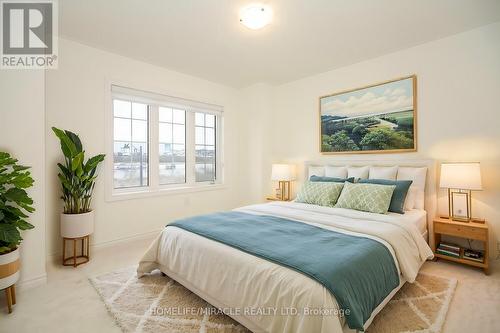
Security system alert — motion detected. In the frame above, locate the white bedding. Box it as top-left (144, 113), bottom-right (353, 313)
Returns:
top-left (138, 202), bottom-right (433, 333)
top-left (403, 209), bottom-right (428, 235)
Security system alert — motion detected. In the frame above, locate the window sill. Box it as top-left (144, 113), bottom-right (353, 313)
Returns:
top-left (106, 183), bottom-right (227, 202)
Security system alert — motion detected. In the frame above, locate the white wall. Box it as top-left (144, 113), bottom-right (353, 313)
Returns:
top-left (45, 39), bottom-right (250, 257)
top-left (268, 23), bottom-right (500, 255)
top-left (237, 83), bottom-right (274, 203)
top-left (0, 71), bottom-right (47, 287)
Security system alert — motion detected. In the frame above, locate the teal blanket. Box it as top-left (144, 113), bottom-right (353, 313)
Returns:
top-left (168, 211), bottom-right (399, 330)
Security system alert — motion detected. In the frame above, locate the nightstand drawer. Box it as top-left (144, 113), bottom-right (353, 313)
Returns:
top-left (434, 222), bottom-right (487, 240)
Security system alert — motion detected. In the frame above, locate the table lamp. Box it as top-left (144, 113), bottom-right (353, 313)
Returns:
top-left (271, 164), bottom-right (296, 201)
top-left (439, 162), bottom-right (482, 222)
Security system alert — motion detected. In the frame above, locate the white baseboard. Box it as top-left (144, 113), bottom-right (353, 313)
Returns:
top-left (46, 229), bottom-right (161, 263)
top-left (92, 229), bottom-right (161, 250)
top-left (17, 273), bottom-right (47, 291)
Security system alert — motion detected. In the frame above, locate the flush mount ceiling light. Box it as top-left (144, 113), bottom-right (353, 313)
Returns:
top-left (239, 4), bottom-right (273, 30)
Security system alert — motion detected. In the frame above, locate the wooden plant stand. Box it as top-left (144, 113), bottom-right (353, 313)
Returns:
top-left (4, 284), bottom-right (16, 313)
top-left (1, 248), bottom-right (20, 313)
top-left (62, 235), bottom-right (90, 267)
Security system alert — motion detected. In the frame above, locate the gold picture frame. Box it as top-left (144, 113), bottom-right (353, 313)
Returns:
top-left (448, 189), bottom-right (472, 222)
top-left (319, 75), bottom-right (417, 154)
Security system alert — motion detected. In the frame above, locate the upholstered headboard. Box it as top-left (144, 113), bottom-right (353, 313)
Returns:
top-left (304, 159), bottom-right (437, 241)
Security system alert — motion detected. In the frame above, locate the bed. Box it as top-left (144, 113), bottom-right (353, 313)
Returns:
top-left (138, 161), bottom-right (436, 333)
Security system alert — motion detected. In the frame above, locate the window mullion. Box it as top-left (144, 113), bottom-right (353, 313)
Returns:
top-left (216, 115), bottom-right (223, 183)
top-left (203, 115), bottom-right (207, 176)
top-left (186, 111), bottom-right (195, 185)
top-left (149, 105), bottom-right (160, 190)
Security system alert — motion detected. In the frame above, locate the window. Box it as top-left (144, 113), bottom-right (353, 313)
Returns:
top-left (195, 112), bottom-right (216, 182)
top-left (110, 85), bottom-right (223, 197)
top-left (159, 107), bottom-right (186, 185)
top-left (113, 100), bottom-right (149, 188)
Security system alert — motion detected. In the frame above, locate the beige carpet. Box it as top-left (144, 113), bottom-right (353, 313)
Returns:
top-left (90, 267), bottom-right (456, 333)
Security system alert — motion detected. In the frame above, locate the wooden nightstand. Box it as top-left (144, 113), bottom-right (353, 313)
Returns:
top-left (433, 217), bottom-right (489, 274)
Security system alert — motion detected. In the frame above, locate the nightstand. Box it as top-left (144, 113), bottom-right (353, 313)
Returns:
top-left (433, 217), bottom-right (489, 274)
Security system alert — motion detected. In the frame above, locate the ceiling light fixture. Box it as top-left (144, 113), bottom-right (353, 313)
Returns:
top-left (239, 4), bottom-right (273, 30)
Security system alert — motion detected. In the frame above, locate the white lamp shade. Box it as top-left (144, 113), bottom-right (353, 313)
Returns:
top-left (440, 163), bottom-right (482, 190)
top-left (271, 164), bottom-right (296, 181)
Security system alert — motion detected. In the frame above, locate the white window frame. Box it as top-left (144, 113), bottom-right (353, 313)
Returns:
top-left (105, 84), bottom-right (224, 201)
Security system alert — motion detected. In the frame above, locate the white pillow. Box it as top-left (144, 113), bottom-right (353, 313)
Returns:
top-left (369, 166), bottom-right (398, 180)
top-left (308, 166), bottom-right (325, 179)
top-left (347, 166), bottom-right (370, 180)
top-left (397, 167), bottom-right (427, 209)
top-left (325, 166), bottom-right (348, 178)
top-left (404, 187), bottom-right (417, 211)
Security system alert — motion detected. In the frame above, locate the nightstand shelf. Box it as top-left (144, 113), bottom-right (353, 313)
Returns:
top-left (434, 252), bottom-right (486, 269)
top-left (432, 217), bottom-right (489, 274)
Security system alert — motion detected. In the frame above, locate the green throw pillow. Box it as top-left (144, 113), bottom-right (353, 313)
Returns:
top-left (358, 179), bottom-right (413, 214)
top-left (335, 182), bottom-right (396, 214)
top-left (295, 181), bottom-right (344, 207)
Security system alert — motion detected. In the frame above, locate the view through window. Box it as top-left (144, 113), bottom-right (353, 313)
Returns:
top-left (159, 107), bottom-right (186, 185)
top-left (113, 100), bottom-right (149, 188)
top-left (111, 86), bottom-right (222, 193)
top-left (195, 112), bottom-right (216, 182)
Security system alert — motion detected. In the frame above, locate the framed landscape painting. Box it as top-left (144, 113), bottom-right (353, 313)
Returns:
top-left (320, 75), bottom-right (417, 154)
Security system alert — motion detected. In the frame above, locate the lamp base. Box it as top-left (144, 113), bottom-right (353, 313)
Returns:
top-left (439, 215), bottom-right (469, 223)
top-left (277, 181), bottom-right (292, 201)
top-left (439, 215), bottom-right (485, 224)
top-left (452, 216), bottom-right (470, 223)
top-left (447, 189), bottom-right (473, 223)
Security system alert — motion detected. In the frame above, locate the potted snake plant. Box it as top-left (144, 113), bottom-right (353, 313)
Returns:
top-left (52, 127), bottom-right (105, 239)
top-left (0, 152), bottom-right (35, 291)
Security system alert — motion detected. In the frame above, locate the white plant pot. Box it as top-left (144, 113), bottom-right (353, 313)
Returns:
top-left (60, 211), bottom-right (94, 238)
top-left (0, 247), bottom-right (20, 289)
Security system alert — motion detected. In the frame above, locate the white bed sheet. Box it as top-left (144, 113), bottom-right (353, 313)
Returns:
top-left (394, 209), bottom-right (428, 236)
top-left (138, 202), bottom-right (433, 333)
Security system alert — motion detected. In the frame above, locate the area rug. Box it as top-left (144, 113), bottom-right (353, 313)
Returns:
top-left (90, 267), bottom-right (456, 333)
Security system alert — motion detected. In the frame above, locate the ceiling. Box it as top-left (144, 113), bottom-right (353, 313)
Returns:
top-left (59, 0), bottom-right (500, 88)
